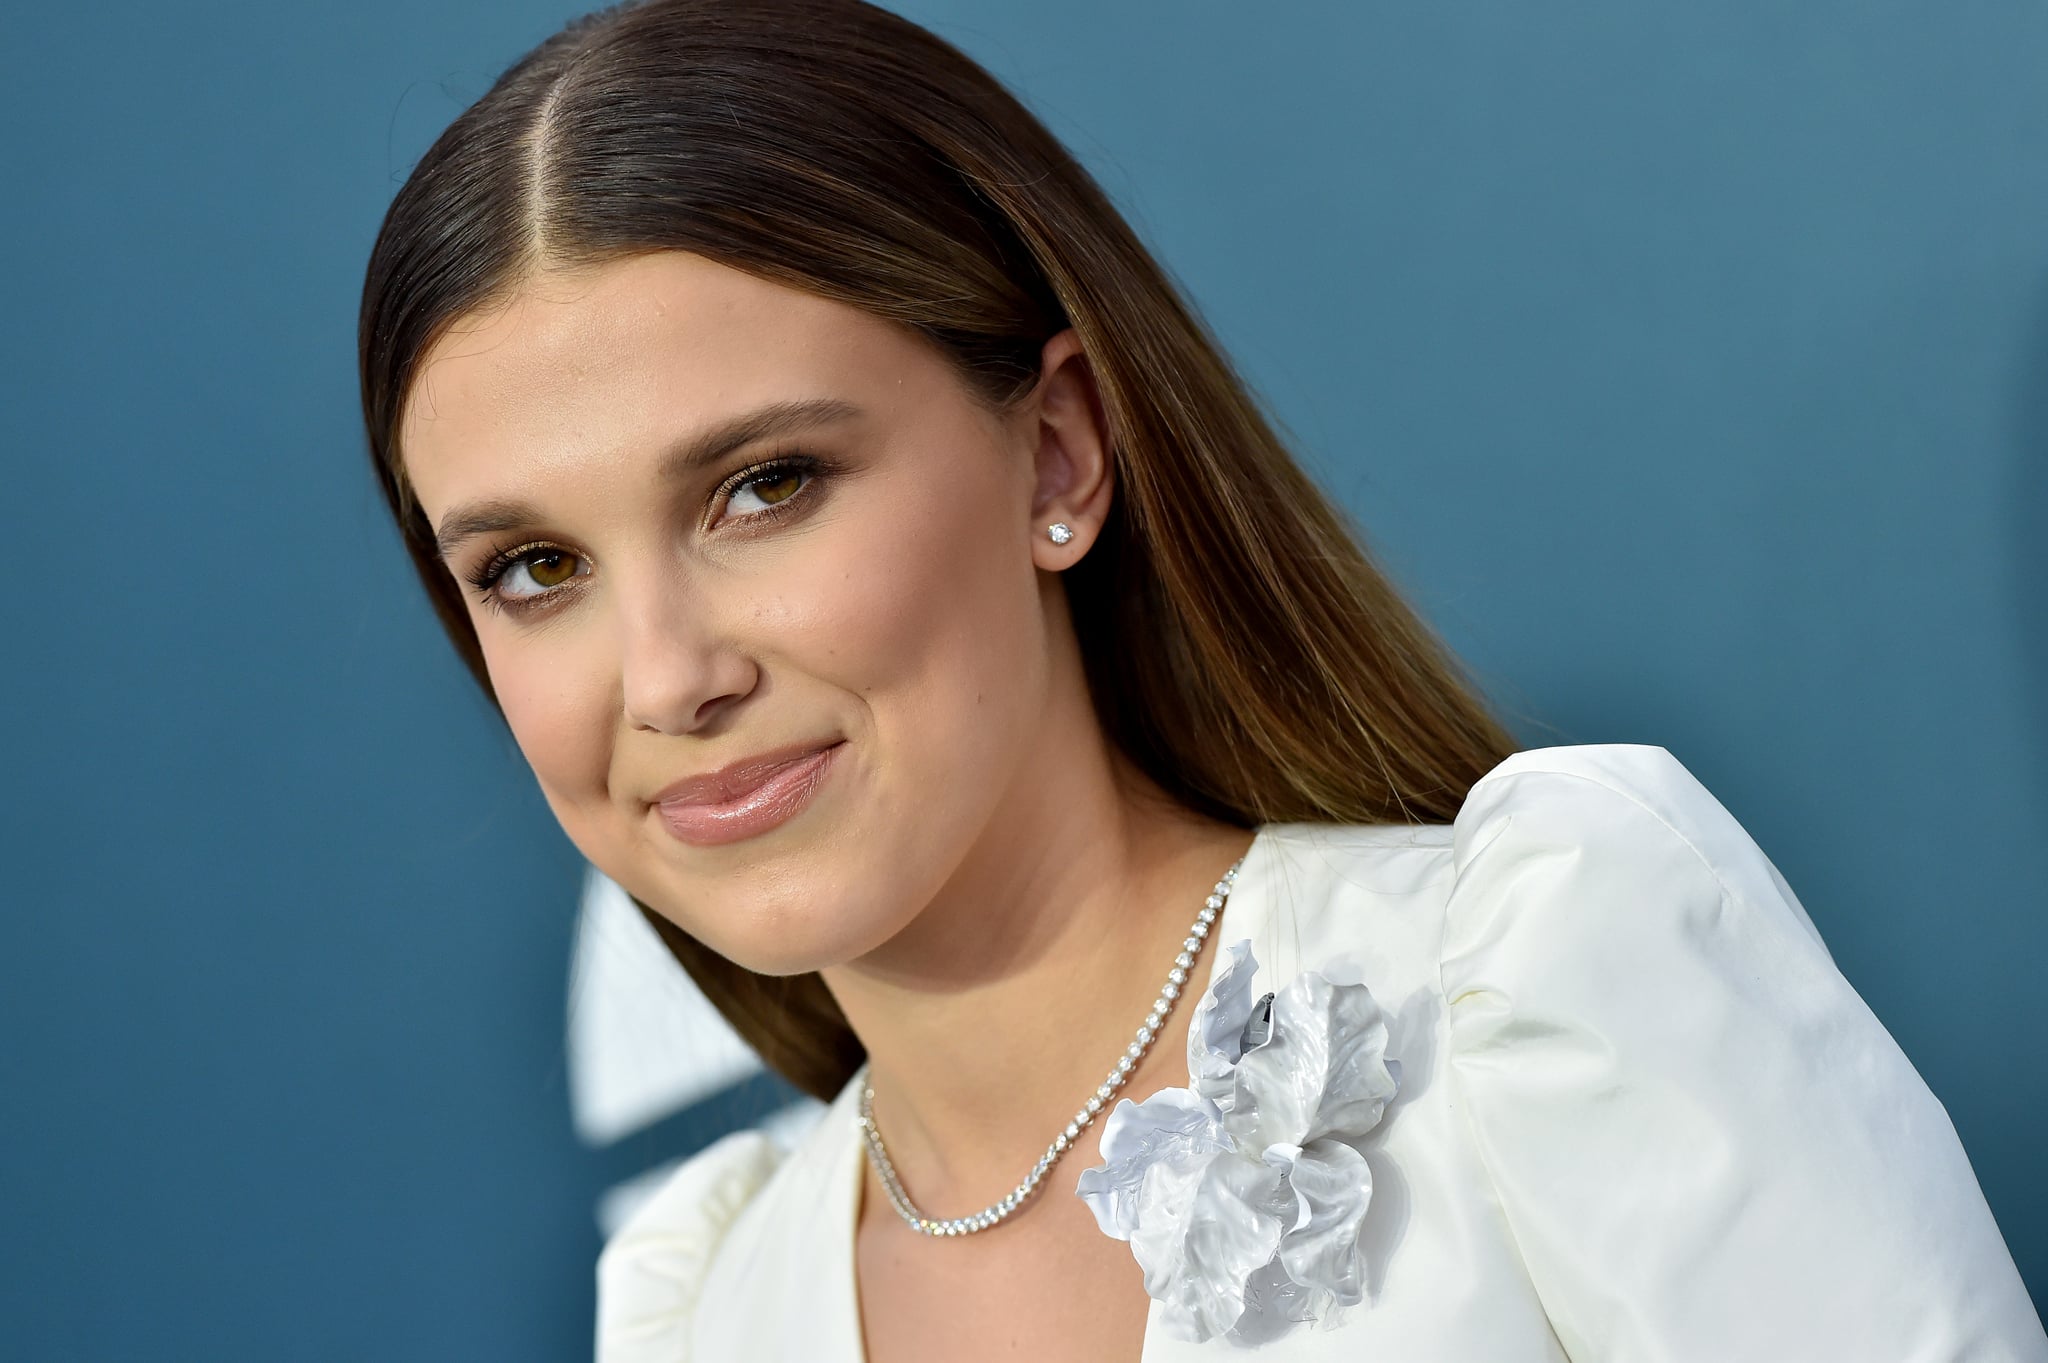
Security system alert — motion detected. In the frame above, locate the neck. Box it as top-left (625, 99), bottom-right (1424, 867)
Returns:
top-left (820, 735), bottom-right (1254, 1215)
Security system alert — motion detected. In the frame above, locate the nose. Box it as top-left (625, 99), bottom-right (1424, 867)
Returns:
top-left (614, 568), bottom-right (757, 736)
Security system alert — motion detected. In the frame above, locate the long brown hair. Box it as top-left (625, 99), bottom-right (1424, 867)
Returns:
top-left (358, 0), bottom-right (1517, 1102)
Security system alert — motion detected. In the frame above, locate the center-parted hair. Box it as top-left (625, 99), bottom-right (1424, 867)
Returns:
top-left (359, 0), bottom-right (1516, 1101)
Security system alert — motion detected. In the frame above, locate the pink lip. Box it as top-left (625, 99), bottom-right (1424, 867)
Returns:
top-left (653, 740), bottom-right (845, 847)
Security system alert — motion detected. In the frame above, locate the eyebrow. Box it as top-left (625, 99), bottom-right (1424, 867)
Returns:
top-left (431, 397), bottom-right (862, 561)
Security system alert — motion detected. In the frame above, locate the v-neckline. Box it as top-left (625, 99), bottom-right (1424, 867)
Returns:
top-left (827, 823), bottom-right (1286, 1362)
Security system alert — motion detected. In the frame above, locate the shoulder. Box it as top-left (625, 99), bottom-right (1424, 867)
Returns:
top-left (1435, 742), bottom-right (1856, 1058)
top-left (1457, 742), bottom-right (1780, 883)
top-left (594, 1128), bottom-right (785, 1363)
top-left (1238, 745), bottom-right (1804, 1000)
top-left (1442, 742), bottom-right (1826, 969)
top-left (596, 1079), bottom-right (868, 1362)
top-left (1421, 751), bottom-right (2048, 1355)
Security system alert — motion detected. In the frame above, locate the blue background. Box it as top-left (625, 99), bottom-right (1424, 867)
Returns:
top-left (5, 1), bottom-right (2043, 1355)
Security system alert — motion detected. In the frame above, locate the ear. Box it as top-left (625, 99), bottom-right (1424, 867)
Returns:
top-left (1023, 328), bottom-right (1115, 571)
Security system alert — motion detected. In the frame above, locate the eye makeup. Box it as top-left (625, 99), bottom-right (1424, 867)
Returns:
top-left (459, 451), bottom-right (833, 617)
top-left (706, 452), bottom-right (827, 531)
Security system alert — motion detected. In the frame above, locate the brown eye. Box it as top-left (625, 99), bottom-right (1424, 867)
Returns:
top-left (723, 461), bottom-right (817, 521)
top-left (493, 545), bottom-right (591, 602)
top-left (526, 550), bottom-right (582, 587)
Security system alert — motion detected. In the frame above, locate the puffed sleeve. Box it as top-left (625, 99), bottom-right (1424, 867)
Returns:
top-left (594, 1129), bottom-right (783, 1363)
top-left (1440, 744), bottom-right (2045, 1361)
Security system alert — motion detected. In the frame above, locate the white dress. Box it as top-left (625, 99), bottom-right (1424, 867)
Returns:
top-left (594, 744), bottom-right (2048, 1361)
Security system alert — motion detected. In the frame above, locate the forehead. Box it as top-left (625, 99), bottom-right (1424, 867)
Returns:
top-left (396, 251), bottom-right (934, 507)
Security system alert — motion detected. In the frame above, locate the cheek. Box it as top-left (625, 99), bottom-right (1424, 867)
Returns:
top-left (804, 475), bottom-right (1048, 781)
top-left (485, 629), bottom-right (618, 811)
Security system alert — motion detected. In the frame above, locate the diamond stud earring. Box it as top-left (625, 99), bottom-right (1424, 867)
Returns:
top-left (1047, 522), bottom-right (1074, 545)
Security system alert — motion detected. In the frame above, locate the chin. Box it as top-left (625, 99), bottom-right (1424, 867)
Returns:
top-left (695, 913), bottom-right (909, 979)
top-left (640, 869), bottom-right (914, 979)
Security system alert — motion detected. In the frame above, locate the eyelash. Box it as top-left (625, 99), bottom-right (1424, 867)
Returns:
top-left (462, 453), bottom-right (827, 615)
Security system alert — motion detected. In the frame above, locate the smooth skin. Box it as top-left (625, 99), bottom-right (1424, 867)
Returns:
top-left (400, 250), bottom-right (1252, 1360)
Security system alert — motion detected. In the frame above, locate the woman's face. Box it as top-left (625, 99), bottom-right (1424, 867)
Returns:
top-left (399, 251), bottom-right (1096, 975)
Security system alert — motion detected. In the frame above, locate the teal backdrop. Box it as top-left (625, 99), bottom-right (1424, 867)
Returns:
top-left (5, 1), bottom-right (2043, 1356)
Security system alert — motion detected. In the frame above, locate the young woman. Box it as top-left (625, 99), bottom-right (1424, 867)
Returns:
top-left (357, 1), bottom-right (2045, 1358)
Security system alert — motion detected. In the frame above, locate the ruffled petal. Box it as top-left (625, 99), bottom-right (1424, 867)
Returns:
top-left (1187, 939), bottom-right (1262, 1109)
top-left (1138, 1150), bottom-right (1290, 1342)
top-left (1228, 972), bottom-right (1397, 1150)
top-left (1075, 1089), bottom-right (1231, 1240)
top-left (1269, 1137), bottom-right (1372, 1306)
top-left (1228, 1257), bottom-right (1324, 1346)
top-left (1076, 936), bottom-right (1401, 1347)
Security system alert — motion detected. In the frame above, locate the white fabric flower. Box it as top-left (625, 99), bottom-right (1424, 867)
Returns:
top-left (1076, 940), bottom-right (1398, 1345)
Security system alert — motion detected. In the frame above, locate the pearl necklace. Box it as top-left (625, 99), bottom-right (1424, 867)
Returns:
top-left (857, 855), bottom-right (1245, 1237)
